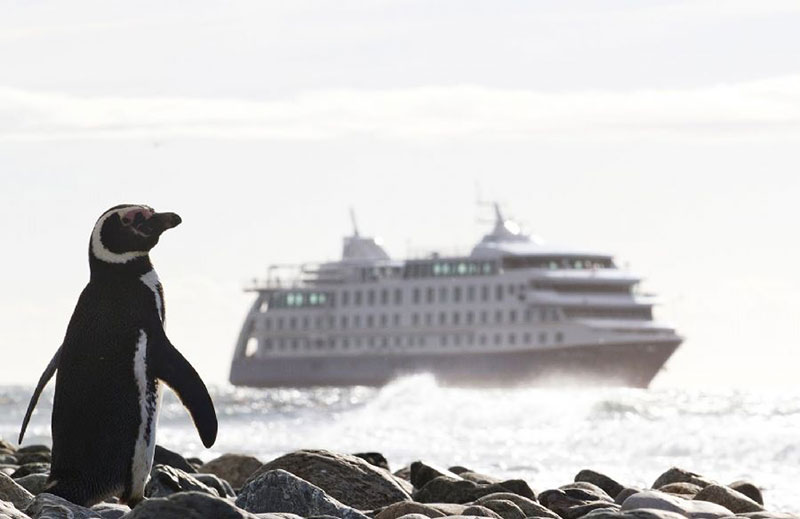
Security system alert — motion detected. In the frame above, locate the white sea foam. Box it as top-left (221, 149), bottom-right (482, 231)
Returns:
top-left (3, 377), bottom-right (799, 511)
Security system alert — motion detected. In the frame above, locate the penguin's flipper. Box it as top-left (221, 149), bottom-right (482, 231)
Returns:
top-left (19, 345), bottom-right (62, 444)
top-left (152, 340), bottom-right (218, 448)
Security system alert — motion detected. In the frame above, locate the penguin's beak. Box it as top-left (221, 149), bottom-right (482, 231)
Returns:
top-left (141, 212), bottom-right (182, 236)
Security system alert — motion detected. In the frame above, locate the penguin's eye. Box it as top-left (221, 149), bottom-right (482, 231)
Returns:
top-left (121, 216), bottom-right (132, 225)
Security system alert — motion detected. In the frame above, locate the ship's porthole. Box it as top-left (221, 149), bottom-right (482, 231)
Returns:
top-left (245, 338), bottom-right (258, 357)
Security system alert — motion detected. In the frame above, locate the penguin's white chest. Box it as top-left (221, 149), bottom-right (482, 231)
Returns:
top-left (139, 270), bottom-right (164, 324)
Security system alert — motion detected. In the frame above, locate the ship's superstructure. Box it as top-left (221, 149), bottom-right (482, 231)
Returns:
top-left (230, 206), bottom-right (681, 387)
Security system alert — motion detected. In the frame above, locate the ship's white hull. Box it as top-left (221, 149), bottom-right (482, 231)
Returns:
top-left (229, 339), bottom-right (680, 389)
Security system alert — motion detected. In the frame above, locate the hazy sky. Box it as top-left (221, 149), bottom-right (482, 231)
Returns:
top-left (2, 1), bottom-right (799, 387)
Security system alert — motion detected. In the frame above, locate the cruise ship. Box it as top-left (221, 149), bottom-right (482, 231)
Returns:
top-left (230, 206), bottom-right (682, 388)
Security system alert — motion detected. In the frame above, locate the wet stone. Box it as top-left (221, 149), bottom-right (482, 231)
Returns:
top-left (560, 483), bottom-right (613, 503)
top-left (658, 483), bottom-right (702, 497)
top-left (12, 475), bottom-right (47, 497)
top-left (0, 473), bottom-right (34, 510)
top-left (473, 500), bottom-right (525, 519)
top-left (144, 465), bottom-right (219, 499)
top-left (0, 499), bottom-right (31, 519)
top-left (10, 466), bottom-right (48, 481)
top-left (353, 453), bottom-right (390, 472)
top-left (200, 454), bottom-right (263, 490)
top-left (473, 493), bottom-right (551, 518)
top-left (575, 471), bottom-right (625, 502)
top-left (651, 469), bottom-right (714, 491)
top-left (14, 448), bottom-right (47, 457)
top-left (121, 491), bottom-right (260, 519)
top-left (410, 462), bottom-right (463, 490)
top-left (374, 501), bottom-right (447, 519)
top-left (621, 490), bottom-right (733, 519)
top-left (153, 445), bottom-right (197, 474)
top-left (728, 481), bottom-right (763, 506)
top-left (693, 484), bottom-right (764, 514)
top-left (236, 469), bottom-right (369, 519)
top-left (13, 456), bottom-right (47, 468)
top-left (25, 493), bottom-right (100, 519)
top-left (90, 503), bottom-right (130, 519)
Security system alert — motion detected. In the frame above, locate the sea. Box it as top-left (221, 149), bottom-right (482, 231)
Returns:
top-left (2, 377), bottom-right (798, 512)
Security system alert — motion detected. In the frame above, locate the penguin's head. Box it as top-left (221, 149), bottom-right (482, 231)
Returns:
top-left (90, 204), bottom-right (182, 265)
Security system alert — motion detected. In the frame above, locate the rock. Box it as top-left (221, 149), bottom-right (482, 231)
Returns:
top-left (658, 483), bottom-right (702, 497)
top-left (10, 466), bottom-right (48, 481)
top-left (13, 475), bottom-right (48, 497)
top-left (538, 489), bottom-right (589, 517)
top-left (0, 499), bottom-right (31, 519)
top-left (614, 489), bottom-right (640, 505)
top-left (473, 500), bottom-right (525, 519)
top-left (13, 456), bottom-right (48, 468)
top-left (153, 445), bottom-right (197, 474)
top-left (25, 493), bottom-right (100, 519)
top-left (0, 473), bottom-right (34, 510)
top-left (560, 483), bottom-right (613, 502)
top-left (621, 490), bottom-right (733, 519)
top-left (459, 506), bottom-right (503, 519)
top-left (200, 454), bottom-right (263, 489)
top-left (235, 469), bottom-right (368, 519)
top-left (0, 457), bottom-right (17, 466)
top-left (121, 491), bottom-right (261, 519)
top-left (564, 503), bottom-right (621, 519)
top-left (374, 502), bottom-right (446, 519)
top-left (736, 514), bottom-right (800, 519)
top-left (415, 478), bottom-right (535, 505)
top-left (394, 467), bottom-right (411, 482)
top-left (392, 515), bottom-right (431, 519)
top-left (193, 473), bottom-right (235, 498)
top-left (449, 469), bottom-right (501, 485)
top-left (14, 448), bottom-right (47, 457)
top-left (0, 440), bottom-right (16, 452)
top-left (249, 450), bottom-right (410, 510)
top-left (693, 484), bottom-right (763, 514)
top-left (0, 468), bottom-right (19, 478)
top-left (90, 503), bottom-right (130, 519)
top-left (353, 453), bottom-right (390, 472)
top-left (575, 471), bottom-right (624, 501)
top-left (728, 481), bottom-right (763, 506)
top-left (473, 493), bottom-right (553, 518)
top-left (410, 463), bottom-right (462, 490)
top-left (144, 465), bottom-right (219, 498)
top-left (651, 469), bottom-right (713, 491)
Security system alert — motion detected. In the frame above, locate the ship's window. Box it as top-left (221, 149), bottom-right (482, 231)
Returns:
top-left (245, 338), bottom-right (258, 357)
top-left (259, 301), bottom-right (268, 313)
top-left (425, 313), bottom-right (432, 325)
top-left (381, 337), bottom-right (388, 347)
top-left (494, 333), bottom-right (501, 345)
top-left (265, 319), bottom-right (272, 330)
top-left (509, 310), bottom-right (517, 323)
top-left (394, 336), bottom-right (402, 346)
top-left (289, 317), bottom-right (297, 329)
top-left (524, 309), bottom-right (533, 322)
top-left (381, 289), bottom-right (388, 304)
top-left (329, 315), bottom-right (335, 327)
top-left (380, 314), bottom-right (387, 326)
top-left (539, 332), bottom-right (547, 344)
top-left (481, 285), bottom-right (489, 301)
top-left (343, 338), bottom-right (350, 349)
top-left (480, 311), bottom-right (488, 324)
top-left (263, 339), bottom-right (272, 351)
top-left (356, 337), bottom-right (363, 347)
top-left (354, 315), bottom-right (361, 328)
top-left (342, 291), bottom-right (350, 306)
top-left (412, 313), bottom-right (419, 325)
top-left (483, 263), bottom-right (492, 274)
top-left (413, 288), bottom-right (421, 303)
top-left (394, 289), bottom-right (402, 304)
top-left (427, 287), bottom-right (435, 303)
top-left (439, 287), bottom-right (447, 302)
top-left (467, 286), bottom-right (475, 302)
top-left (367, 315), bottom-right (374, 328)
top-left (454, 286), bottom-right (462, 302)
top-left (440, 335), bottom-right (447, 346)
top-left (291, 339), bottom-right (299, 350)
top-left (456, 262), bottom-right (465, 275)
top-left (496, 285), bottom-right (504, 301)
top-left (466, 311), bottom-right (474, 324)
top-left (355, 291), bottom-right (363, 305)
top-left (523, 332), bottom-right (531, 344)
top-left (479, 334), bottom-right (487, 345)
top-left (551, 309), bottom-right (560, 321)
top-left (278, 338), bottom-right (285, 350)
top-left (341, 316), bottom-right (348, 328)
top-left (495, 310), bottom-right (502, 323)
top-left (439, 312), bottom-right (447, 325)
top-left (508, 284), bottom-right (515, 294)
top-left (367, 290), bottom-right (375, 305)
top-left (509, 333), bottom-right (516, 345)
top-left (467, 334), bottom-right (474, 345)
top-left (540, 308), bottom-right (548, 321)
top-left (393, 314), bottom-right (400, 326)
top-left (314, 317), bottom-right (321, 329)
top-left (453, 312), bottom-right (460, 325)
top-left (368, 337), bottom-right (375, 347)
top-left (454, 334), bottom-right (461, 346)
top-left (555, 331), bottom-right (564, 343)
top-left (302, 316), bottom-right (309, 329)
top-left (328, 338), bottom-right (335, 348)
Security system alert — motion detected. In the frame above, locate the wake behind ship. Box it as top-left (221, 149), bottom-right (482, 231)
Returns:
top-left (230, 206), bottom-right (681, 388)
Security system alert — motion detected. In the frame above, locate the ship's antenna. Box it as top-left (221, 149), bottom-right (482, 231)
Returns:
top-left (349, 207), bottom-right (360, 237)
top-left (493, 202), bottom-right (504, 224)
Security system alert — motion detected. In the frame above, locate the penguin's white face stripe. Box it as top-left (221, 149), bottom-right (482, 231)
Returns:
top-left (130, 329), bottom-right (157, 502)
top-left (140, 270), bottom-right (164, 324)
top-left (91, 209), bottom-right (148, 264)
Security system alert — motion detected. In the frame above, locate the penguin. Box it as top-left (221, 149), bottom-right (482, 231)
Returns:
top-left (18, 204), bottom-right (217, 507)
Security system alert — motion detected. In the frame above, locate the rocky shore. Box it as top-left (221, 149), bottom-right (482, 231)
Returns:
top-left (0, 438), bottom-right (790, 519)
